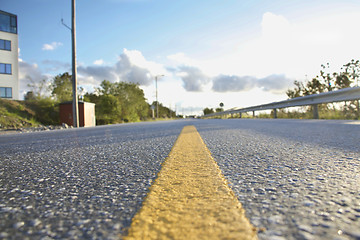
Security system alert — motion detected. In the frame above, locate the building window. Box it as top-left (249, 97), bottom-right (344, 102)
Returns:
top-left (0, 87), bottom-right (12, 98)
top-left (0, 11), bottom-right (17, 34)
top-left (0, 63), bottom-right (12, 74)
top-left (0, 39), bottom-right (11, 51)
top-left (10, 16), bottom-right (17, 33)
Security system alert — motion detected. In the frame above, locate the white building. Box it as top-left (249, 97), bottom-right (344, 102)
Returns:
top-left (0, 10), bottom-right (19, 100)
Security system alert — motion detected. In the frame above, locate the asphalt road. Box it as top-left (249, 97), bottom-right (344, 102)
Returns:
top-left (196, 119), bottom-right (360, 240)
top-left (0, 119), bottom-right (359, 239)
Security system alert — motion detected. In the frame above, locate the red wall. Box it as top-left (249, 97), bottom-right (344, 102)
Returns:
top-left (59, 102), bottom-right (87, 127)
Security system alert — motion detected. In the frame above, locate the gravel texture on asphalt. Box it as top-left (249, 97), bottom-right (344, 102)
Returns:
top-left (195, 119), bottom-right (360, 240)
top-left (1, 119), bottom-right (359, 240)
top-left (0, 121), bottom-right (189, 239)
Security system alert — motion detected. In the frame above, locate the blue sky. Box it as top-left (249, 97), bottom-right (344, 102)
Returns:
top-left (2, 0), bottom-right (360, 115)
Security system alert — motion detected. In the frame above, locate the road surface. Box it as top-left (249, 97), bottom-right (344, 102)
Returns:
top-left (0, 119), bottom-right (359, 239)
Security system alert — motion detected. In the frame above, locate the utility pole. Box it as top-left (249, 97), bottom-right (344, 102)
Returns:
top-left (61, 0), bottom-right (79, 127)
top-left (155, 75), bottom-right (164, 118)
top-left (71, 0), bottom-right (79, 127)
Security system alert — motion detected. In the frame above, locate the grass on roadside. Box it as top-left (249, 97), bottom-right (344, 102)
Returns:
top-left (0, 99), bottom-right (40, 129)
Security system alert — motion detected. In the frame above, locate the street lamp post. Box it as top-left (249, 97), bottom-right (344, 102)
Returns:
top-left (155, 75), bottom-right (164, 118)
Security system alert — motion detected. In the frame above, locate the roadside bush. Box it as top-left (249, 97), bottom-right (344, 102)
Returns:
top-left (25, 97), bottom-right (59, 125)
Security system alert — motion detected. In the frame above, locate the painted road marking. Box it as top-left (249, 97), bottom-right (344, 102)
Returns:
top-left (124, 125), bottom-right (257, 240)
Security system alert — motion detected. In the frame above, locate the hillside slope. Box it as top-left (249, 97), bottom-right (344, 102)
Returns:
top-left (0, 99), bottom-right (40, 129)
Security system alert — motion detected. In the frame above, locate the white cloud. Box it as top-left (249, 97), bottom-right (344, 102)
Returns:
top-left (42, 60), bottom-right (70, 73)
top-left (123, 49), bottom-right (166, 76)
top-left (93, 59), bottom-right (104, 65)
top-left (175, 66), bottom-right (210, 92)
top-left (77, 48), bottom-right (168, 87)
top-left (190, 10), bottom-right (360, 83)
top-left (212, 75), bottom-right (256, 92)
top-left (256, 74), bottom-right (294, 94)
top-left (42, 42), bottom-right (63, 51)
top-left (211, 74), bottom-right (293, 94)
top-left (17, 49), bottom-right (168, 99)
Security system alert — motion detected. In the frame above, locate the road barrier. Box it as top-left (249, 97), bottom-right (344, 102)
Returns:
top-left (203, 87), bottom-right (360, 119)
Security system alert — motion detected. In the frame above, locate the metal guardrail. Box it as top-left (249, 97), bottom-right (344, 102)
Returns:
top-left (203, 87), bottom-right (360, 119)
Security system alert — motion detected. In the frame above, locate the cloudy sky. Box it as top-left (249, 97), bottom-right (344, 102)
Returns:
top-left (2, 0), bottom-right (360, 115)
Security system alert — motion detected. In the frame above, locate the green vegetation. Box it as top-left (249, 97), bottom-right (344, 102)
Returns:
top-left (0, 96), bottom-right (63, 129)
top-left (1, 72), bottom-right (177, 129)
top-left (203, 107), bottom-right (215, 115)
top-left (25, 97), bottom-right (59, 125)
top-left (203, 59), bottom-right (360, 120)
top-left (257, 107), bottom-right (353, 120)
top-left (203, 102), bottom-right (225, 115)
top-left (51, 72), bottom-right (73, 102)
top-left (84, 80), bottom-right (151, 124)
top-left (0, 98), bottom-right (40, 129)
top-left (284, 59), bottom-right (359, 120)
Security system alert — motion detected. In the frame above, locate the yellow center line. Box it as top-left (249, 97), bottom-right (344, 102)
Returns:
top-left (124, 125), bottom-right (257, 240)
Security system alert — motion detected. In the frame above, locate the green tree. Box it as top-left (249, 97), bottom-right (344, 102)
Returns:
top-left (341, 59), bottom-right (360, 118)
top-left (151, 101), bottom-right (175, 118)
top-left (51, 72), bottom-right (72, 102)
top-left (118, 82), bottom-right (149, 122)
top-left (91, 80), bottom-right (151, 124)
top-left (27, 78), bottom-right (50, 98)
top-left (343, 59), bottom-right (359, 87)
top-left (25, 76), bottom-right (58, 125)
top-left (286, 80), bottom-right (304, 99)
top-left (96, 80), bottom-right (115, 95)
top-left (203, 107), bottom-right (214, 115)
top-left (286, 60), bottom-right (360, 120)
top-left (319, 63), bottom-right (333, 91)
top-left (97, 94), bottom-right (122, 125)
top-left (304, 77), bottom-right (325, 95)
top-left (24, 91), bottom-right (36, 101)
top-left (334, 72), bottom-right (351, 89)
top-left (24, 97), bottom-right (59, 125)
